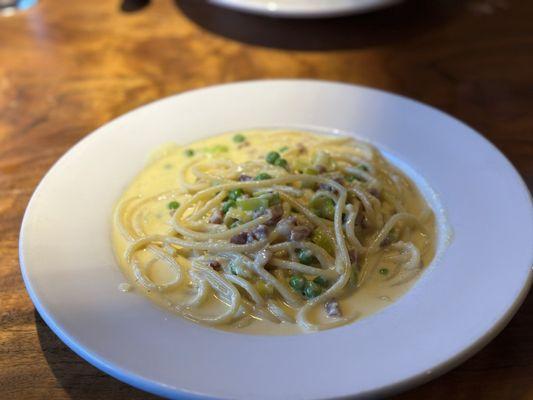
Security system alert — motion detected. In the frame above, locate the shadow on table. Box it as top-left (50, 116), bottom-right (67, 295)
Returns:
top-left (34, 310), bottom-right (160, 399)
top-left (175, 0), bottom-right (465, 51)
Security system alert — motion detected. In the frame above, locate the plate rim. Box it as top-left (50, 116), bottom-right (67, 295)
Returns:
top-left (19, 79), bottom-right (533, 399)
top-left (207, 0), bottom-right (402, 18)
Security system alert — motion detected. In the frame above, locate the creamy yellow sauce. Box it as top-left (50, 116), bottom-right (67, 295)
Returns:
top-left (112, 130), bottom-right (436, 335)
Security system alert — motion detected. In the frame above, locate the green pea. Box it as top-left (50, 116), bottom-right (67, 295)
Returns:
top-left (167, 201), bottom-right (180, 210)
top-left (274, 158), bottom-right (288, 169)
top-left (255, 173), bottom-right (273, 181)
top-left (229, 261), bottom-right (251, 278)
top-left (184, 149), bottom-right (194, 157)
top-left (289, 275), bottom-right (306, 291)
top-left (313, 276), bottom-right (329, 287)
top-left (379, 268), bottom-right (389, 275)
top-left (221, 200), bottom-right (236, 213)
top-left (233, 134), bottom-right (246, 143)
top-left (266, 151), bottom-right (281, 164)
top-left (228, 188), bottom-right (244, 201)
top-left (297, 249), bottom-right (314, 265)
top-left (303, 281), bottom-right (322, 299)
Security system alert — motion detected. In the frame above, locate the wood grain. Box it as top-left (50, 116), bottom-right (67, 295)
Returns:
top-left (0, 0), bottom-right (531, 398)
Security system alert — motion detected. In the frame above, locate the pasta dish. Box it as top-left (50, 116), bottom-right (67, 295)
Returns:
top-left (113, 130), bottom-right (436, 334)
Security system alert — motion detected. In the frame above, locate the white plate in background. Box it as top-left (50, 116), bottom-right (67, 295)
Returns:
top-left (208, 0), bottom-right (401, 18)
top-left (20, 80), bottom-right (533, 399)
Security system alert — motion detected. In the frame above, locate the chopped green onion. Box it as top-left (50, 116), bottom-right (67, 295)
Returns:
top-left (228, 188), bottom-right (244, 201)
top-left (266, 151), bottom-right (281, 164)
top-left (236, 197), bottom-right (269, 211)
top-left (313, 276), bottom-right (329, 287)
top-left (279, 146), bottom-right (289, 153)
top-left (303, 281), bottom-right (322, 299)
top-left (221, 200), bottom-right (236, 213)
top-left (184, 149), bottom-right (194, 157)
top-left (379, 268), bottom-right (389, 275)
top-left (297, 249), bottom-right (315, 265)
top-left (255, 172), bottom-right (273, 181)
top-left (233, 134), bottom-right (246, 143)
top-left (357, 164), bottom-right (369, 172)
top-left (289, 275), bottom-right (306, 291)
top-left (168, 201), bottom-right (180, 210)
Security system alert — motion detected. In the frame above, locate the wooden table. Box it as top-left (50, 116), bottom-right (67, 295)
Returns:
top-left (1, 0), bottom-right (532, 398)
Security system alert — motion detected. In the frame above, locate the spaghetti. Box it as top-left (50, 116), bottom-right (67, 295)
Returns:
top-left (112, 130), bottom-right (436, 333)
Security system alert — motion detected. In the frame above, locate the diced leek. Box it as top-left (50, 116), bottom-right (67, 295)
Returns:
top-left (303, 167), bottom-right (318, 175)
top-left (312, 150), bottom-right (331, 170)
top-left (311, 228), bottom-right (334, 255)
top-left (310, 196), bottom-right (336, 220)
top-left (226, 206), bottom-right (253, 222)
top-left (236, 197), bottom-right (269, 212)
top-left (205, 144), bottom-right (229, 154)
top-left (256, 281), bottom-right (274, 297)
top-left (258, 192), bottom-right (280, 206)
top-left (301, 167), bottom-right (318, 189)
top-left (292, 159), bottom-right (310, 173)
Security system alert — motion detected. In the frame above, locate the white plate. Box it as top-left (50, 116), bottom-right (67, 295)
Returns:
top-left (208, 0), bottom-right (401, 18)
top-left (20, 80), bottom-right (533, 399)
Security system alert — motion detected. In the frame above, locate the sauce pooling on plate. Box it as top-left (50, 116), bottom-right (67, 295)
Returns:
top-left (112, 130), bottom-right (436, 334)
